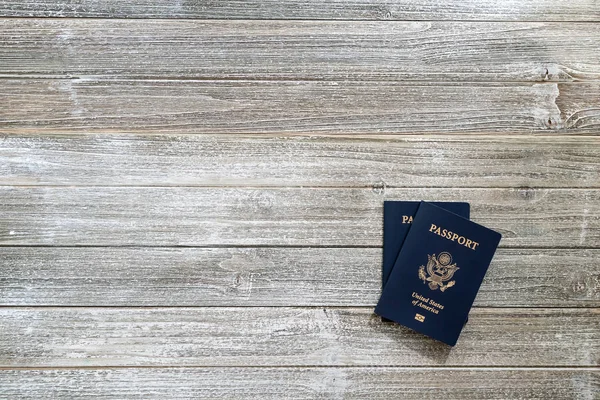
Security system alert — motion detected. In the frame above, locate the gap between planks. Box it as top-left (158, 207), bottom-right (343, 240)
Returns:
top-left (1, 366), bottom-right (599, 370)
top-left (2, 17), bottom-right (600, 23)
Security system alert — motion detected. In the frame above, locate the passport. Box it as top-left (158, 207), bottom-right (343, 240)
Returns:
top-left (382, 201), bottom-right (470, 289)
top-left (375, 201), bottom-right (502, 346)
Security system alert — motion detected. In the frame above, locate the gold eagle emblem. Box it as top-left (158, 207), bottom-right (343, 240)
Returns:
top-left (418, 252), bottom-right (459, 292)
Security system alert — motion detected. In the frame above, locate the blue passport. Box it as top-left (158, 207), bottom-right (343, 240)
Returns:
top-left (376, 201), bottom-right (502, 346)
top-left (382, 201), bottom-right (470, 289)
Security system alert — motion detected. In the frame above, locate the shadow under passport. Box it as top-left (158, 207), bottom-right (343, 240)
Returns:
top-left (378, 314), bottom-right (453, 363)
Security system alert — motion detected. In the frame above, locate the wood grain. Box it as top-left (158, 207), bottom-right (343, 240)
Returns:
top-left (1, 367), bottom-right (598, 399)
top-left (1, 247), bottom-right (598, 307)
top-left (0, 307), bottom-right (598, 367)
top-left (4, 79), bottom-right (600, 134)
top-left (0, 187), bottom-right (598, 247)
top-left (2, 19), bottom-right (599, 82)
top-left (3, 134), bottom-right (600, 188)
top-left (2, 0), bottom-right (598, 395)
top-left (1, 0), bottom-right (599, 21)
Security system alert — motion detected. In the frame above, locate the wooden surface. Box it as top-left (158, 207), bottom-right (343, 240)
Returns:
top-left (1, 308), bottom-right (598, 367)
top-left (1, 368), bottom-right (598, 399)
top-left (1, 0), bottom-right (599, 21)
top-left (2, 247), bottom-right (598, 307)
top-left (2, 134), bottom-right (600, 187)
top-left (1, 186), bottom-right (599, 247)
top-left (1, 1), bottom-right (599, 399)
top-left (3, 80), bottom-right (600, 133)
top-left (3, 20), bottom-right (600, 81)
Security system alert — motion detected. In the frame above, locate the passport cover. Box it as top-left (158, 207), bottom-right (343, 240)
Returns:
top-left (382, 201), bottom-right (470, 289)
top-left (375, 201), bottom-right (502, 346)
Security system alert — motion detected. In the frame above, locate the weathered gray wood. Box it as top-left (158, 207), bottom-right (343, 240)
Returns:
top-left (3, 79), bottom-right (598, 134)
top-left (2, 0), bottom-right (597, 395)
top-left (0, 187), bottom-right (598, 247)
top-left (0, 307), bottom-right (597, 367)
top-left (1, 247), bottom-right (598, 307)
top-left (2, 134), bottom-right (600, 188)
top-left (1, 367), bottom-right (598, 399)
top-left (1, 0), bottom-right (599, 21)
top-left (2, 20), bottom-right (599, 82)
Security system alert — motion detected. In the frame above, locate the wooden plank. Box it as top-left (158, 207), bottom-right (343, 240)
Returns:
top-left (2, 20), bottom-right (599, 82)
top-left (2, 134), bottom-right (600, 188)
top-left (0, 307), bottom-right (597, 367)
top-left (1, 247), bottom-right (598, 307)
top-left (1, 0), bottom-right (599, 21)
top-left (0, 187), bottom-right (598, 247)
top-left (3, 79), bottom-right (599, 134)
top-left (1, 367), bottom-right (598, 399)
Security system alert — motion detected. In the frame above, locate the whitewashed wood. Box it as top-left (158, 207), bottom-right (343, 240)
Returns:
top-left (4, 80), bottom-right (599, 134)
top-left (0, 187), bottom-right (598, 247)
top-left (1, 247), bottom-right (598, 307)
top-left (0, 307), bottom-right (597, 367)
top-left (1, 0), bottom-right (599, 21)
top-left (1, 367), bottom-right (598, 399)
top-left (2, 134), bottom-right (600, 188)
top-left (2, 0), bottom-right (597, 395)
top-left (2, 20), bottom-right (599, 82)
